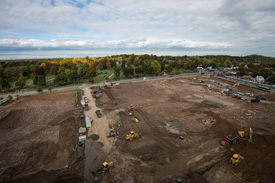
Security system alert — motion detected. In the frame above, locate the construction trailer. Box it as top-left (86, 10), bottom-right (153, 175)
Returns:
top-left (85, 116), bottom-right (92, 128)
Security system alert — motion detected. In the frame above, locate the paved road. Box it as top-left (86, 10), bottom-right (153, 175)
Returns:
top-left (214, 75), bottom-right (275, 93)
top-left (0, 73), bottom-right (199, 100)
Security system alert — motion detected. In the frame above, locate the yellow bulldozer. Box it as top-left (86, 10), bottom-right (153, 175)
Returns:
top-left (238, 128), bottom-right (252, 142)
top-left (97, 161), bottom-right (114, 175)
top-left (128, 104), bottom-right (135, 111)
top-left (125, 131), bottom-right (140, 141)
top-left (230, 154), bottom-right (244, 165)
top-left (132, 116), bottom-right (139, 123)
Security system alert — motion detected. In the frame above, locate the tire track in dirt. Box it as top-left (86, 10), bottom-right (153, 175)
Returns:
top-left (135, 108), bottom-right (178, 151)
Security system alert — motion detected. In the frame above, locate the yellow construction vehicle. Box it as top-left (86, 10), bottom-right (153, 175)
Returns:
top-left (97, 161), bottom-right (114, 175)
top-left (230, 154), bottom-right (244, 165)
top-left (238, 128), bottom-right (252, 142)
top-left (193, 77), bottom-right (199, 81)
top-left (231, 83), bottom-right (240, 87)
top-left (128, 104), bottom-right (135, 111)
top-left (125, 131), bottom-right (140, 141)
top-left (132, 116), bottom-right (139, 123)
top-left (108, 125), bottom-right (116, 137)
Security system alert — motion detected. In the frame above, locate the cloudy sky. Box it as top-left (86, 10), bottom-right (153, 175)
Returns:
top-left (0, 0), bottom-right (275, 59)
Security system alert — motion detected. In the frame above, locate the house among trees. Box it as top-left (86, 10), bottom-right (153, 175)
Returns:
top-left (255, 75), bottom-right (265, 84)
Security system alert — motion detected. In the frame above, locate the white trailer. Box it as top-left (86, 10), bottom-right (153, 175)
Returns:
top-left (85, 116), bottom-right (92, 128)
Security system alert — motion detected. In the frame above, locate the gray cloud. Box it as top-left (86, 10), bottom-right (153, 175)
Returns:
top-left (0, 0), bottom-right (274, 57)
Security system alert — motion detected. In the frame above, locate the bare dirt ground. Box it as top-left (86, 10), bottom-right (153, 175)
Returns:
top-left (94, 76), bottom-right (275, 183)
top-left (1, 76), bottom-right (275, 183)
top-left (0, 91), bottom-right (87, 183)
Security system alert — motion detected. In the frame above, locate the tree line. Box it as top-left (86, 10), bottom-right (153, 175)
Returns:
top-left (0, 54), bottom-right (275, 93)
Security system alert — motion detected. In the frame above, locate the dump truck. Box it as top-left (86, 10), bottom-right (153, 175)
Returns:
top-left (220, 135), bottom-right (238, 146)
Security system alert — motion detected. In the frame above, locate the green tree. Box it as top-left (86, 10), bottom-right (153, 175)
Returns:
top-left (123, 67), bottom-right (134, 78)
top-left (77, 63), bottom-right (92, 79)
top-left (31, 73), bottom-right (38, 85)
top-left (165, 64), bottom-right (173, 73)
top-left (65, 69), bottom-right (77, 83)
top-left (47, 83), bottom-right (53, 92)
top-left (3, 67), bottom-right (19, 82)
top-left (54, 73), bottom-right (68, 86)
top-left (15, 76), bottom-right (25, 89)
top-left (37, 75), bottom-right (46, 86)
top-left (20, 66), bottom-right (31, 77)
top-left (0, 78), bottom-right (11, 92)
top-left (36, 85), bottom-right (43, 93)
top-left (114, 67), bottom-right (121, 78)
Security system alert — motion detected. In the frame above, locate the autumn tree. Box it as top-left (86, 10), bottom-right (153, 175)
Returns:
top-left (40, 63), bottom-right (46, 70)
top-left (15, 76), bottom-right (25, 89)
top-left (89, 62), bottom-right (96, 76)
top-left (50, 65), bottom-right (58, 74)
top-left (106, 60), bottom-right (112, 69)
top-left (133, 59), bottom-right (140, 66)
top-left (98, 63), bottom-right (104, 70)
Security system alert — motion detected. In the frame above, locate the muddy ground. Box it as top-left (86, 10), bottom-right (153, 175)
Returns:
top-left (0, 91), bottom-right (87, 183)
top-left (1, 76), bottom-right (275, 183)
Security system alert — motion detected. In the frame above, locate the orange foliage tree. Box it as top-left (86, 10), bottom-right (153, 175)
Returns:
top-left (106, 60), bottom-right (112, 69)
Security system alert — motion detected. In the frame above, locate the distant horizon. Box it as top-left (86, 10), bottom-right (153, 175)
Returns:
top-left (0, 49), bottom-right (274, 61)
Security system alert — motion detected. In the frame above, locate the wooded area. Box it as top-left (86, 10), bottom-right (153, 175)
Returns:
top-left (0, 54), bottom-right (274, 93)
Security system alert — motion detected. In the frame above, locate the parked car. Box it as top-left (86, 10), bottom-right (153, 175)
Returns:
top-left (79, 114), bottom-right (84, 119)
top-left (250, 94), bottom-right (254, 97)
top-left (241, 97), bottom-right (247, 100)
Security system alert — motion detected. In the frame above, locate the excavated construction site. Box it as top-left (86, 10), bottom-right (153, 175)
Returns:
top-left (1, 76), bottom-right (275, 183)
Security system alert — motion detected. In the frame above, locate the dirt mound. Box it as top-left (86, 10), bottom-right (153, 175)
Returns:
top-left (0, 109), bottom-right (25, 130)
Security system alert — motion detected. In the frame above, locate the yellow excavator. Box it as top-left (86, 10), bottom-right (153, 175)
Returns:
top-left (232, 83), bottom-right (240, 87)
top-left (238, 128), bottom-right (252, 142)
top-left (125, 131), bottom-right (140, 141)
top-left (97, 161), bottom-right (114, 175)
top-left (230, 154), bottom-right (244, 165)
top-left (128, 104), bottom-right (135, 111)
top-left (132, 116), bottom-right (139, 123)
top-left (108, 125), bottom-right (116, 138)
